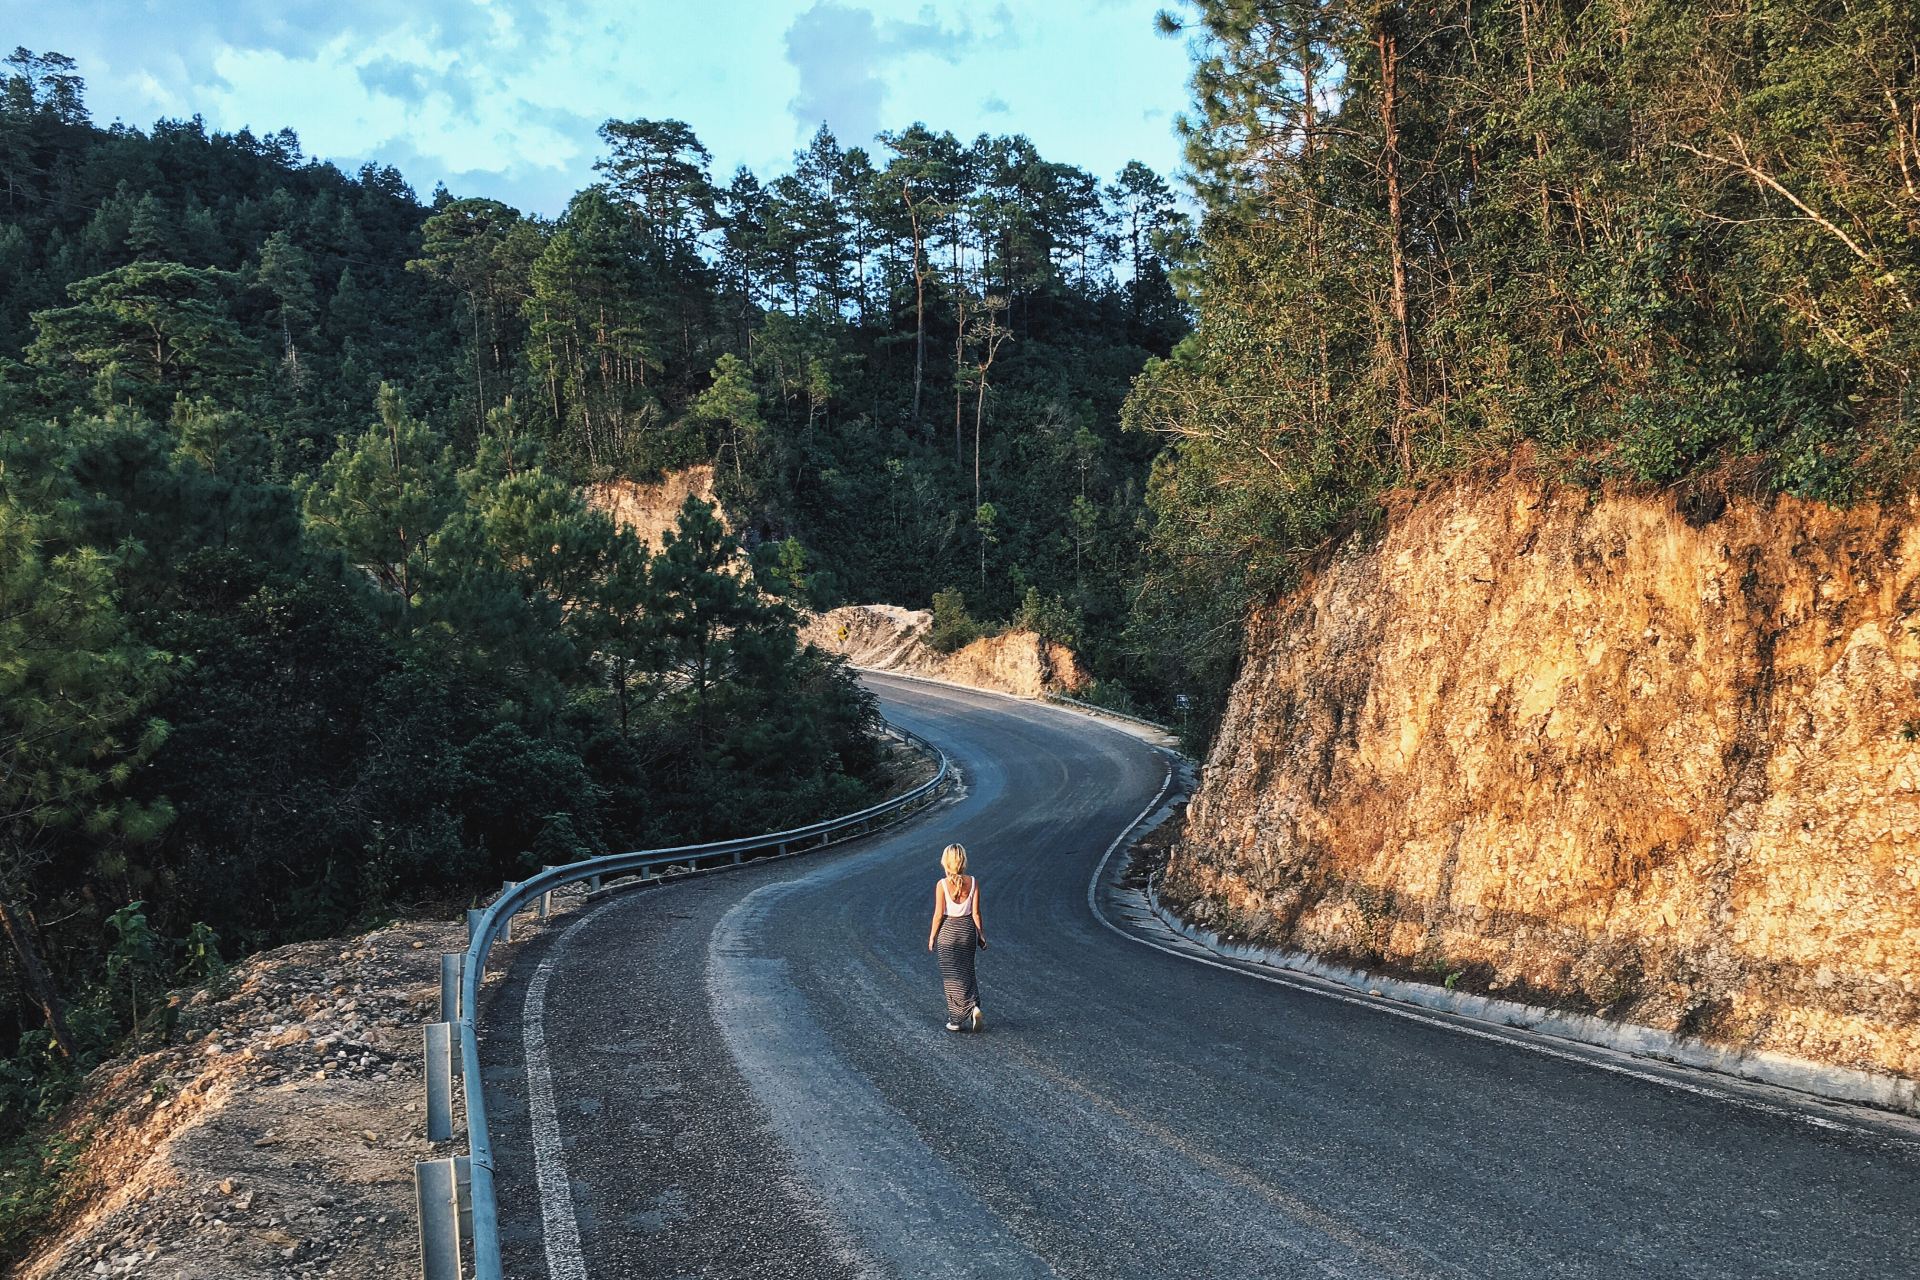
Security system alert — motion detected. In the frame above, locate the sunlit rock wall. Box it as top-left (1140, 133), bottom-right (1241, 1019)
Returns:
top-left (802, 604), bottom-right (1089, 699)
top-left (1167, 470), bottom-right (1920, 1081)
top-left (583, 464), bottom-right (723, 551)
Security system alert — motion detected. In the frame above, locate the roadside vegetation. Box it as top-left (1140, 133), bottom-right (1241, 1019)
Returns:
top-left (1130, 0), bottom-right (1920, 742)
top-left (0, 40), bottom-right (1192, 1252)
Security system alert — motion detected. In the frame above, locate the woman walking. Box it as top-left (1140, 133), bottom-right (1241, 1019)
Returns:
top-left (927, 842), bottom-right (985, 1032)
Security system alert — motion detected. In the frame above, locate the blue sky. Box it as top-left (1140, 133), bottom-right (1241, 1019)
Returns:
top-left (9, 1), bottom-right (1198, 215)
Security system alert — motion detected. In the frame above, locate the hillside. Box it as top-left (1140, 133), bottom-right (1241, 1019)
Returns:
top-left (1164, 467), bottom-right (1920, 1085)
top-left (801, 603), bottom-right (1090, 698)
top-left (584, 465), bottom-right (725, 550)
top-left (9, 920), bottom-right (457, 1279)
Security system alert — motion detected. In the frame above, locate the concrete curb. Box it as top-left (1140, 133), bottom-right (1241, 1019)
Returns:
top-left (1143, 878), bottom-right (1920, 1119)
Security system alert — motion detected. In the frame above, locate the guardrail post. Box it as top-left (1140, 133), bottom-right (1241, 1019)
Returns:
top-left (465, 909), bottom-right (483, 945)
top-left (439, 953), bottom-right (461, 1024)
top-left (453, 1155), bottom-right (475, 1249)
top-left (732, 849), bottom-right (743, 865)
top-left (500, 883), bottom-right (519, 943)
top-left (424, 1022), bottom-right (454, 1141)
top-left (589, 873), bottom-right (602, 892)
top-left (457, 1019), bottom-right (504, 1280)
top-left (415, 1158), bottom-right (462, 1280)
top-left (537, 869), bottom-right (555, 917)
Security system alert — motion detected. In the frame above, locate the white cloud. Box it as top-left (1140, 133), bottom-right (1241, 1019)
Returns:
top-left (10, 0), bottom-right (1192, 212)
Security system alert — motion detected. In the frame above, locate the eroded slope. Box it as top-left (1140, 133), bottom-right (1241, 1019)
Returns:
top-left (1168, 471), bottom-right (1920, 1083)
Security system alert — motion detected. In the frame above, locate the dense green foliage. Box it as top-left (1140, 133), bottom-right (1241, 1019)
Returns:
top-left (0, 48), bottom-right (1192, 1213)
top-left (1131, 0), bottom-right (1920, 739)
top-left (14, 48), bottom-right (1192, 1183)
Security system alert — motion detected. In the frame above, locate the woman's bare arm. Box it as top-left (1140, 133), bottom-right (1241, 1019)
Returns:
top-left (928, 886), bottom-right (944, 951)
top-left (971, 879), bottom-right (983, 942)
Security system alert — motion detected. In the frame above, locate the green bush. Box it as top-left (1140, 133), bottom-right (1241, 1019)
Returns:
top-left (1015, 587), bottom-right (1080, 648)
top-left (0, 1127), bottom-right (84, 1265)
top-left (927, 589), bottom-right (981, 653)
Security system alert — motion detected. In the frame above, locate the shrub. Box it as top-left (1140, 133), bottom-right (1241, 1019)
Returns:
top-left (927, 588), bottom-right (981, 653)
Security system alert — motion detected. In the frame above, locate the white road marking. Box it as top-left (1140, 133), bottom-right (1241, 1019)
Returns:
top-left (523, 929), bottom-right (593, 1280)
top-left (1087, 754), bottom-right (1913, 1148)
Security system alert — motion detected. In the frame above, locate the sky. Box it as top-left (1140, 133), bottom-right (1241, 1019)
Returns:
top-left (7, 1), bottom-right (1199, 216)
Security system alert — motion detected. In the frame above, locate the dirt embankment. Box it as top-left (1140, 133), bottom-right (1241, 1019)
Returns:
top-left (12, 920), bottom-right (467, 1280)
top-left (1167, 468), bottom-right (1920, 1084)
top-left (801, 604), bottom-right (1089, 699)
top-left (583, 464), bottom-right (724, 550)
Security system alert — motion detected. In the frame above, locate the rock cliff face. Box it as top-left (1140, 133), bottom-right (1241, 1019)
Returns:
top-left (801, 604), bottom-right (1089, 699)
top-left (1166, 470), bottom-right (1920, 1083)
top-left (583, 464), bottom-right (723, 550)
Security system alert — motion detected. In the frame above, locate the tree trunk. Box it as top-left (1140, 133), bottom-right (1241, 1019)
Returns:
top-left (1377, 18), bottom-right (1415, 473)
top-left (952, 226), bottom-right (968, 468)
top-left (1518, 0), bottom-right (1554, 241)
top-left (614, 655), bottom-right (631, 737)
top-left (0, 897), bottom-right (75, 1058)
top-left (469, 290), bottom-right (486, 431)
top-left (974, 369), bottom-right (987, 515)
top-left (1297, 23), bottom-right (1332, 434)
top-left (905, 190), bottom-right (927, 431)
top-left (953, 292), bottom-right (968, 469)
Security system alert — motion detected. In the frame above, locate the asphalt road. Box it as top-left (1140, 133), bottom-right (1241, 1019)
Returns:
top-left (483, 673), bottom-right (1920, 1279)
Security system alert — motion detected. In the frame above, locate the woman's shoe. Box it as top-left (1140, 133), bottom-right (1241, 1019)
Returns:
top-left (970, 1007), bottom-right (985, 1032)
top-left (945, 1020), bottom-right (961, 1032)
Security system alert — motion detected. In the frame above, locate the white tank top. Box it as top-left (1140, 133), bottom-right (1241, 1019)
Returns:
top-left (941, 875), bottom-right (975, 916)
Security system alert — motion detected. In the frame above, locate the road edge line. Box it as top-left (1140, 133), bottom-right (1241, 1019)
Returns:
top-left (522, 917), bottom-right (600, 1280)
top-left (1085, 755), bottom-right (1918, 1146)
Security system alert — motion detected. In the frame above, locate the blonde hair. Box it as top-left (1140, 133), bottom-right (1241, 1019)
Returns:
top-left (940, 843), bottom-right (968, 880)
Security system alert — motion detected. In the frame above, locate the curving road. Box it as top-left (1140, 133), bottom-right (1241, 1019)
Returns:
top-left (481, 673), bottom-right (1920, 1279)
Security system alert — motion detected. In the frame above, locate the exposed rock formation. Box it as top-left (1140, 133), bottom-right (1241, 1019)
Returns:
top-left (1166, 469), bottom-right (1920, 1084)
top-left (801, 604), bottom-right (1089, 699)
top-left (583, 464), bottom-right (723, 550)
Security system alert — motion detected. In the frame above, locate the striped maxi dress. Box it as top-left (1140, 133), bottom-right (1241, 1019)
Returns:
top-left (935, 876), bottom-right (980, 1023)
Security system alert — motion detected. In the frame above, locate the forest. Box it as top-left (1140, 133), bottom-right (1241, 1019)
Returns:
top-left (0, 44), bottom-right (1191, 1227)
top-left (1133, 0), bottom-right (1920, 730)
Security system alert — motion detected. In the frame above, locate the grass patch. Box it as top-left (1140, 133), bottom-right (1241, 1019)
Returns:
top-left (0, 1124), bottom-right (90, 1266)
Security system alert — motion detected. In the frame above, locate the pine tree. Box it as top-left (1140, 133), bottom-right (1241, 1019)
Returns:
top-left (25, 261), bottom-right (255, 411)
top-left (0, 482), bottom-right (170, 1056)
top-left (692, 353), bottom-right (764, 484)
top-left (408, 198), bottom-right (528, 428)
top-left (647, 495), bottom-right (786, 741)
top-left (298, 384), bottom-right (458, 633)
top-left (124, 193), bottom-right (172, 259)
top-left (254, 231), bottom-right (316, 382)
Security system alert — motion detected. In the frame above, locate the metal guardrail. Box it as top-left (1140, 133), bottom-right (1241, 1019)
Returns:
top-left (1043, 692), bottom-right (1176, 735)
top-left (412, 720), bottom-right (950, 1280)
